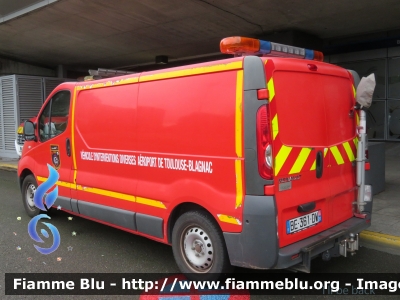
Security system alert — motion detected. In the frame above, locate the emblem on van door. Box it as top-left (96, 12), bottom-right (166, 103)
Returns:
top-left (279, 175), bottom-right (301, 183)
top-left (50, 145), bottom-right (60, 170)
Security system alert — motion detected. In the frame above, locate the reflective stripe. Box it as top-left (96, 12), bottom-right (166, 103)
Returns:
top-left (330, 146), bottom-right (345, 165)
top-left (37, 177), bottom-right (171, 208)
top-left (37, 176), bottom-right (76, 189)
top-left (289, 148), bottom-right (311, 174)
top-left (235, 70), bottom-right (243, 158)
top-left (235, 159), bottom-right (243, 208)
top-left (272, 114), bottom-right (279, 140)
top-left (267, 77), bottom-right (275, 102)
top-left (71, 88), bottom-right (78, 184)
top-left (218, 214), bottom-right (242, 225)
top-left (137, 197), bottom-right (166, 209)
top-left (343, 141), bottom-right (355, 162)
top-left (76, 185), bottom-right (136, 202)
top-left (139, 61), bottom-right (243, 82)
top-left (274, 145), bottom-right (292, 176)
top-left (353, 85), bottom-right (356, 98)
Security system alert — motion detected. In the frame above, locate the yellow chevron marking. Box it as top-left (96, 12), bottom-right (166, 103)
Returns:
top-left (218, 214), bottom-right (242, 225)
top-left (267, 77), bottom-right (275, 102)
top-left (356, 112), bottom-right (360, 125)
top-left (353, 85), bottom-right (356, 98)
top-left (330, 146), bottom-right (345, 165)
top-left (289, 148), bottom-right (311, 174)
top-left (272, 114), bottom-right (279, 140)
top-left (343, 142), bottom-right (355, 162)
top-left (275, 145), bottom-right (292, 176)
top-left (136, 197), bottom-right (166, 209)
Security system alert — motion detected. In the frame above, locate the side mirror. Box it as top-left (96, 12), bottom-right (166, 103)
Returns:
top-left (23, 121), bottom-right (36, 142)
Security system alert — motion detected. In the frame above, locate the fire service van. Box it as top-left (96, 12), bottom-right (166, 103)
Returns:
top-left (19, 36), bottom-right (375, 278)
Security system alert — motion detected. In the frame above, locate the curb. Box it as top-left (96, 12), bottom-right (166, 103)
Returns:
top-left (360, 230), bottom-right (400, 256)
top-left (0, 163), bottom-right (18, 172)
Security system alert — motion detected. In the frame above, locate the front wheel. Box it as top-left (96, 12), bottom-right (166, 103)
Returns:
top-left (172, 210), bottom-right (233, 280)
top-left (21, 175), bottom-right (40, 217)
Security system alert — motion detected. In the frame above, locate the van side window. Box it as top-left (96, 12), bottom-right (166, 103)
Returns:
top-left (39, 91), bottom-right (71, 142)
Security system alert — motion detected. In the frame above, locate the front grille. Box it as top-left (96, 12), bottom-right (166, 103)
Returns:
top-left (17, 134), bottom-right (25, 145)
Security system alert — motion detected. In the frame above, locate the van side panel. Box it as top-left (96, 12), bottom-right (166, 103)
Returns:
top-left (73, 83), bottom-right (139, 213)
top-left (136, 68), bottom-right (243, 233)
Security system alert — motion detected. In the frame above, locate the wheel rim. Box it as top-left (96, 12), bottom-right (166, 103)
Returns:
top-left (181, 226), bottom-right (214, 272)
top-left (26, 183), bottom-right (36, 209)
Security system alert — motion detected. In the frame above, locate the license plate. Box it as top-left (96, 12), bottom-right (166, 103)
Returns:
top-left (286, 210), bottom-right (321, 234)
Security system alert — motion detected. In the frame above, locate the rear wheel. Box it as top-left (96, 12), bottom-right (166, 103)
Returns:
top-left (21, 175), bottom-right (40, 217)
top-left (172, 210), bottom-right (233, 280)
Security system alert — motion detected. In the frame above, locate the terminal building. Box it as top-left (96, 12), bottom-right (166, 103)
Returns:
top-left (0, 0), bottom-right (400, 158)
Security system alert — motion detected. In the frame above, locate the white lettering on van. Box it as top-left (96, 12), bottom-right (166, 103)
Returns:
top-left (80, 150), bottom-right (94, 161)
top-left (78, 149), bottom-right (213, 174)
top-left (158, 158), bottom-right (164, 168)
top-left (119, 154), bottom-right (136, 165)
top-left (163, 158), bottom-right (187, 171)
top-left (194, 161), bottom-right (213, 174)
top-left (138, 155), bottom-right (157, 167)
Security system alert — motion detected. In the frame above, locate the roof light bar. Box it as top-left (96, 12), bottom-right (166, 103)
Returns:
top-left (220, 36), bottom-right (324, 61)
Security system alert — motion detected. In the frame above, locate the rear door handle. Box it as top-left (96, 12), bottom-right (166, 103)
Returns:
top-left (66, 138), bottom-right (71, 157)
top-left (298, 202), bottom-right (316, 213)
top-left (316, 151), bottom-right (323, 178)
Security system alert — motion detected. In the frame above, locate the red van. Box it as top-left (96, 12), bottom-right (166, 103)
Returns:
top-left (19, 37), bottom-right (373, 278)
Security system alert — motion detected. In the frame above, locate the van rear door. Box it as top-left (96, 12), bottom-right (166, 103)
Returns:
top-left (265, 58), bottom-right (357, 247)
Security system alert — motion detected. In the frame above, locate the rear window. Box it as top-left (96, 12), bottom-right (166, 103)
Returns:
top-left (273, 71), bottom-right (355, 147)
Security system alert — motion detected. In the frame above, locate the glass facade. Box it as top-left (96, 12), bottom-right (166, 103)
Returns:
top-left (337, 55), bottom-right (400, 141)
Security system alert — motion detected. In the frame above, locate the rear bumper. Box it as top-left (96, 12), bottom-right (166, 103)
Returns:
top-left (223, 195), bottom-right (371, 270)
top-left (275, 215), bottom-right (370, 270)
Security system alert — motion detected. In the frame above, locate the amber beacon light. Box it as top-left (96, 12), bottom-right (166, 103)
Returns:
top-left (220, 36), bottom-right (324, 61)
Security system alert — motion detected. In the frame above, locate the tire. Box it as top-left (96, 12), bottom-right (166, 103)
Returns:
top-left (21, 175), bottom-right (41, 218)
top-left (172, 210), bottom-right (233, 280)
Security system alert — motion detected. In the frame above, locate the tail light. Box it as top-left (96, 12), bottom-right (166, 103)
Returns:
top-left (256, 105), bottom-right (273, 179)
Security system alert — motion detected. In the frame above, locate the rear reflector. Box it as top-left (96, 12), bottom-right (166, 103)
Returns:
top-left (264, 185), bottom-right (275, 195)
top-left (291, 253), bottom-right (300, 260)
top-left (257, 88), bottom-right (269, 100)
